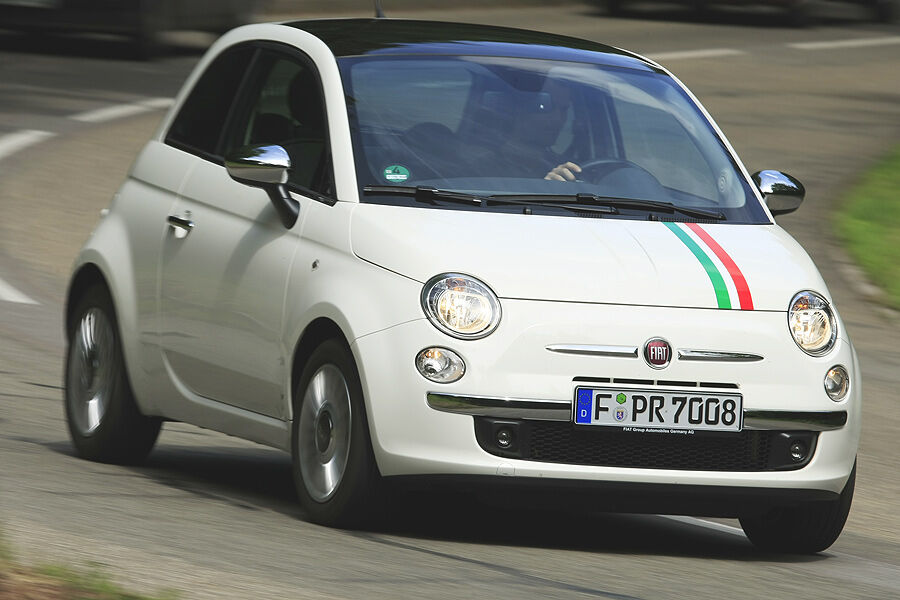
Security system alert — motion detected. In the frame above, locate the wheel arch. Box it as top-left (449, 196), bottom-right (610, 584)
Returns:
top-left (65, 262), bottom-right (110, 336)
top-left (65, 230), bottom-right (159, 416)
top-left (289, 316), bottom-right (353, 418)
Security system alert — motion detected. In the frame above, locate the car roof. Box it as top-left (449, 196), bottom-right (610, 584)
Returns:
top-left (284, 18), bottom-right (658, 72)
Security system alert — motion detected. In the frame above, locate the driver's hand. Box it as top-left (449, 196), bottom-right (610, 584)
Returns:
top-left (545, 162), bottom-right (582, 182)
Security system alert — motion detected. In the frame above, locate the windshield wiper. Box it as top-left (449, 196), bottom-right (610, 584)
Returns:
top-left (363, 185), bottom-right (723, 220)
top-left (364, 185), bottom-right (482, 205)
top-left (363, 185), bottom-right (618, 216)
top-left (488, 192), bottom-right (726, 221)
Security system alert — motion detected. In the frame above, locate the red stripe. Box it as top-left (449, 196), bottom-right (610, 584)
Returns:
top-left (684, 223), bottom-right (754, 310)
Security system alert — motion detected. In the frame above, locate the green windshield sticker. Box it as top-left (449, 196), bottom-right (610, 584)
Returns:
top-left (663, 222), bottom-right (732, 310)
top-left (383, 165), bottom-right (410, 183)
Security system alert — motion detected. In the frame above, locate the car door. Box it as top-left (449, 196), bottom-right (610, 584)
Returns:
top-left (159, 43), bottom-right (334, 419)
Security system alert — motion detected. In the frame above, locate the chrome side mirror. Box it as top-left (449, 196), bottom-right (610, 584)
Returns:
top-left (225, 144), bottom-right (298, 228)
top-left (751, 170), bottom-right (805, 217)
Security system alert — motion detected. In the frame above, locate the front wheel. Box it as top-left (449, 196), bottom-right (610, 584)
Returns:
top-left (739, 461), bottom-right (855, 553)
top-left (65, 284), bottom-right (161, 464)
top-left (292, 339), bottom-right (381, 527)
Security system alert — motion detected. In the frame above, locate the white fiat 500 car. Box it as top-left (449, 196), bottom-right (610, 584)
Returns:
top-left (64, 18), bottom-right (860, 553)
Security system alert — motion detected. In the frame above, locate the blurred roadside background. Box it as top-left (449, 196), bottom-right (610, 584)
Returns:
top-left (0, 0), bottom-right (896, 60)
top-left (1, 1), bottom-right (899, 599)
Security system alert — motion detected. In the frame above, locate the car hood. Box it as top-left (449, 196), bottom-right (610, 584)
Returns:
top-left (349, 204), bottom-right (829, 311)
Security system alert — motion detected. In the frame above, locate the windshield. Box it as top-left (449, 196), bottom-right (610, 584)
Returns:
top-left (339, 55), bottom-right (768, 223)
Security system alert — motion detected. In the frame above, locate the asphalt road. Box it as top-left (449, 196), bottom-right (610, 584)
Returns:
top-left (1, 3), bottom-right (899, 599)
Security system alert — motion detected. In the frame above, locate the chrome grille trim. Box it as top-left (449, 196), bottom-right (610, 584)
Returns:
top-left (426, 393), bottom-right (570, 421)
top-left (545, 344), bottom-right (639, 358)
top-left (743, 410), bottom-right (847, 431)
top-left (677, 350), bottom-right (764, 362)
top-left (427, 392), bottom-right (847, 431)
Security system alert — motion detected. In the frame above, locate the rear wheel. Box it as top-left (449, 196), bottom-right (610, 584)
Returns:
top-left (65, 284), bottom-right (161, 464)
top-left (292, 339), bottom-right (381, 527)
top-left (739, 462), bottom-right (855, 553)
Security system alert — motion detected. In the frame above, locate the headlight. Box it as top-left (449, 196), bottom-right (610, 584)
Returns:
top-left (788, 291), bottom-right (836, 356)
top-left (421, 273), bottom-right (501, 339)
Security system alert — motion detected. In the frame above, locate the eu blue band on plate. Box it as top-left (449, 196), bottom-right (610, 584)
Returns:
top-left (576, 388), bottom-right (592, 423)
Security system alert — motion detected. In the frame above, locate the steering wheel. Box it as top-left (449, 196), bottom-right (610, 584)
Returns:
top-left (575, 159), bottom-right (660, 185)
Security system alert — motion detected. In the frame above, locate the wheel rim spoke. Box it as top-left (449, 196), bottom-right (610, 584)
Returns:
top-left (86, 397), bottom-right (103, 432)
top-left (67, 308), bottom-right (114, 436)
top-left (298, 364), bottom-right (352, 502)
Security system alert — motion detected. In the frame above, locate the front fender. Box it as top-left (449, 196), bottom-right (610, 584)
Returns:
top-left (67, 205), bottom-right (166, 416)
top-left (283, 208), bottom-right (425, 422)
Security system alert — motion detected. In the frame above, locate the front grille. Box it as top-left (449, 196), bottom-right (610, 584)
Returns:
top-left (474, 418), bottom-right (817, 472)
top-left (531, 422), bottom-right (771, 471)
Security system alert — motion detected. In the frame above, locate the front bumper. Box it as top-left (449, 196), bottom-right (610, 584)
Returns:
top-left (425, 391), bottom-right (848, 431)
top-left (352, 300), bottom-right (861, 497)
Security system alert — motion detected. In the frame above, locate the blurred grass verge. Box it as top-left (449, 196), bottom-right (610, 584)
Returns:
top-left (835, 144), bottom-right (900, 310)
top-left (0, 527), bottom-right (177, 600)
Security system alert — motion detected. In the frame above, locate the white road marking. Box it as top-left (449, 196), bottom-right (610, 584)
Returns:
top-left (659, 515), bottom-right (747, 537)
top-left (790, 36), bottom-right (900, 51)
top-left (0, 129), bottom-right (56, 161)
top-left (0, 130), bottom-right (52, 306)
top-left (140, 97), bottom-right (175, 110)
top-left (70, 97), bottom-right (173, 124)
top-left (646, 48), bottom-right (745, 62)
top-left (0, 276), bottom-right (39, 305)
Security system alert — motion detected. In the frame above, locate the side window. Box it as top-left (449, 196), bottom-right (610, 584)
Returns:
top-left (349, 60), bottom-right (472, 133)
top-left (225, 49), bottom-right (333, 197)
top-left (166, 45), bottom-right (255, 158)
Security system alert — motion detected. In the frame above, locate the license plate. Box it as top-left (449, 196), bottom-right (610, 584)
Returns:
top-left (574, 387), bottom-right (742, 433)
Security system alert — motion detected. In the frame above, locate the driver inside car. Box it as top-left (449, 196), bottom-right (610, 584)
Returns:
top-left (473, 76), bottom-right (584, 181)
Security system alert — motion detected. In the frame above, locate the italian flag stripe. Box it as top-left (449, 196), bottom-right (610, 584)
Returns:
top-left (684, 222), bottom-right (754, 310)
top-left (663, 221), bottom-right (732, 309)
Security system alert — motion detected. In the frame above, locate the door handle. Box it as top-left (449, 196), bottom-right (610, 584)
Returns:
top-left (167, 214), bottom-right (194, 232)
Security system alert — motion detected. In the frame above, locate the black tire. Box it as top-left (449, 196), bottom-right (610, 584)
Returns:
top-left (291, 339), bottom-right (381, 527)
top-left (739, 462), bottom-right (856, 554)
top-left (64, 284), bottom-right (161, 464)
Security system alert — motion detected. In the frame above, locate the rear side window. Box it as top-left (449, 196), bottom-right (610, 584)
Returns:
top-left (166, 45), bottom-right (255, 158)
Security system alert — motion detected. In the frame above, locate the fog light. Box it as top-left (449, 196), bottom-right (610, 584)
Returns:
top-left (496, 428), bottom-right (513, 448)
top-left (789, 441), bottom-right (808, 462)
top-left (415, 347), bottom-right (465, 383)
top-left (824, 365), bottom-right (849, 401)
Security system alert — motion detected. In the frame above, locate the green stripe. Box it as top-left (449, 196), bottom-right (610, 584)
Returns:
top-left (663, 222), bottom-right (731, 309)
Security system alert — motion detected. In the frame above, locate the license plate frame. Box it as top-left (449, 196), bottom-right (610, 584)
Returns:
top-left (573, 386), bottom-right (743, 433)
